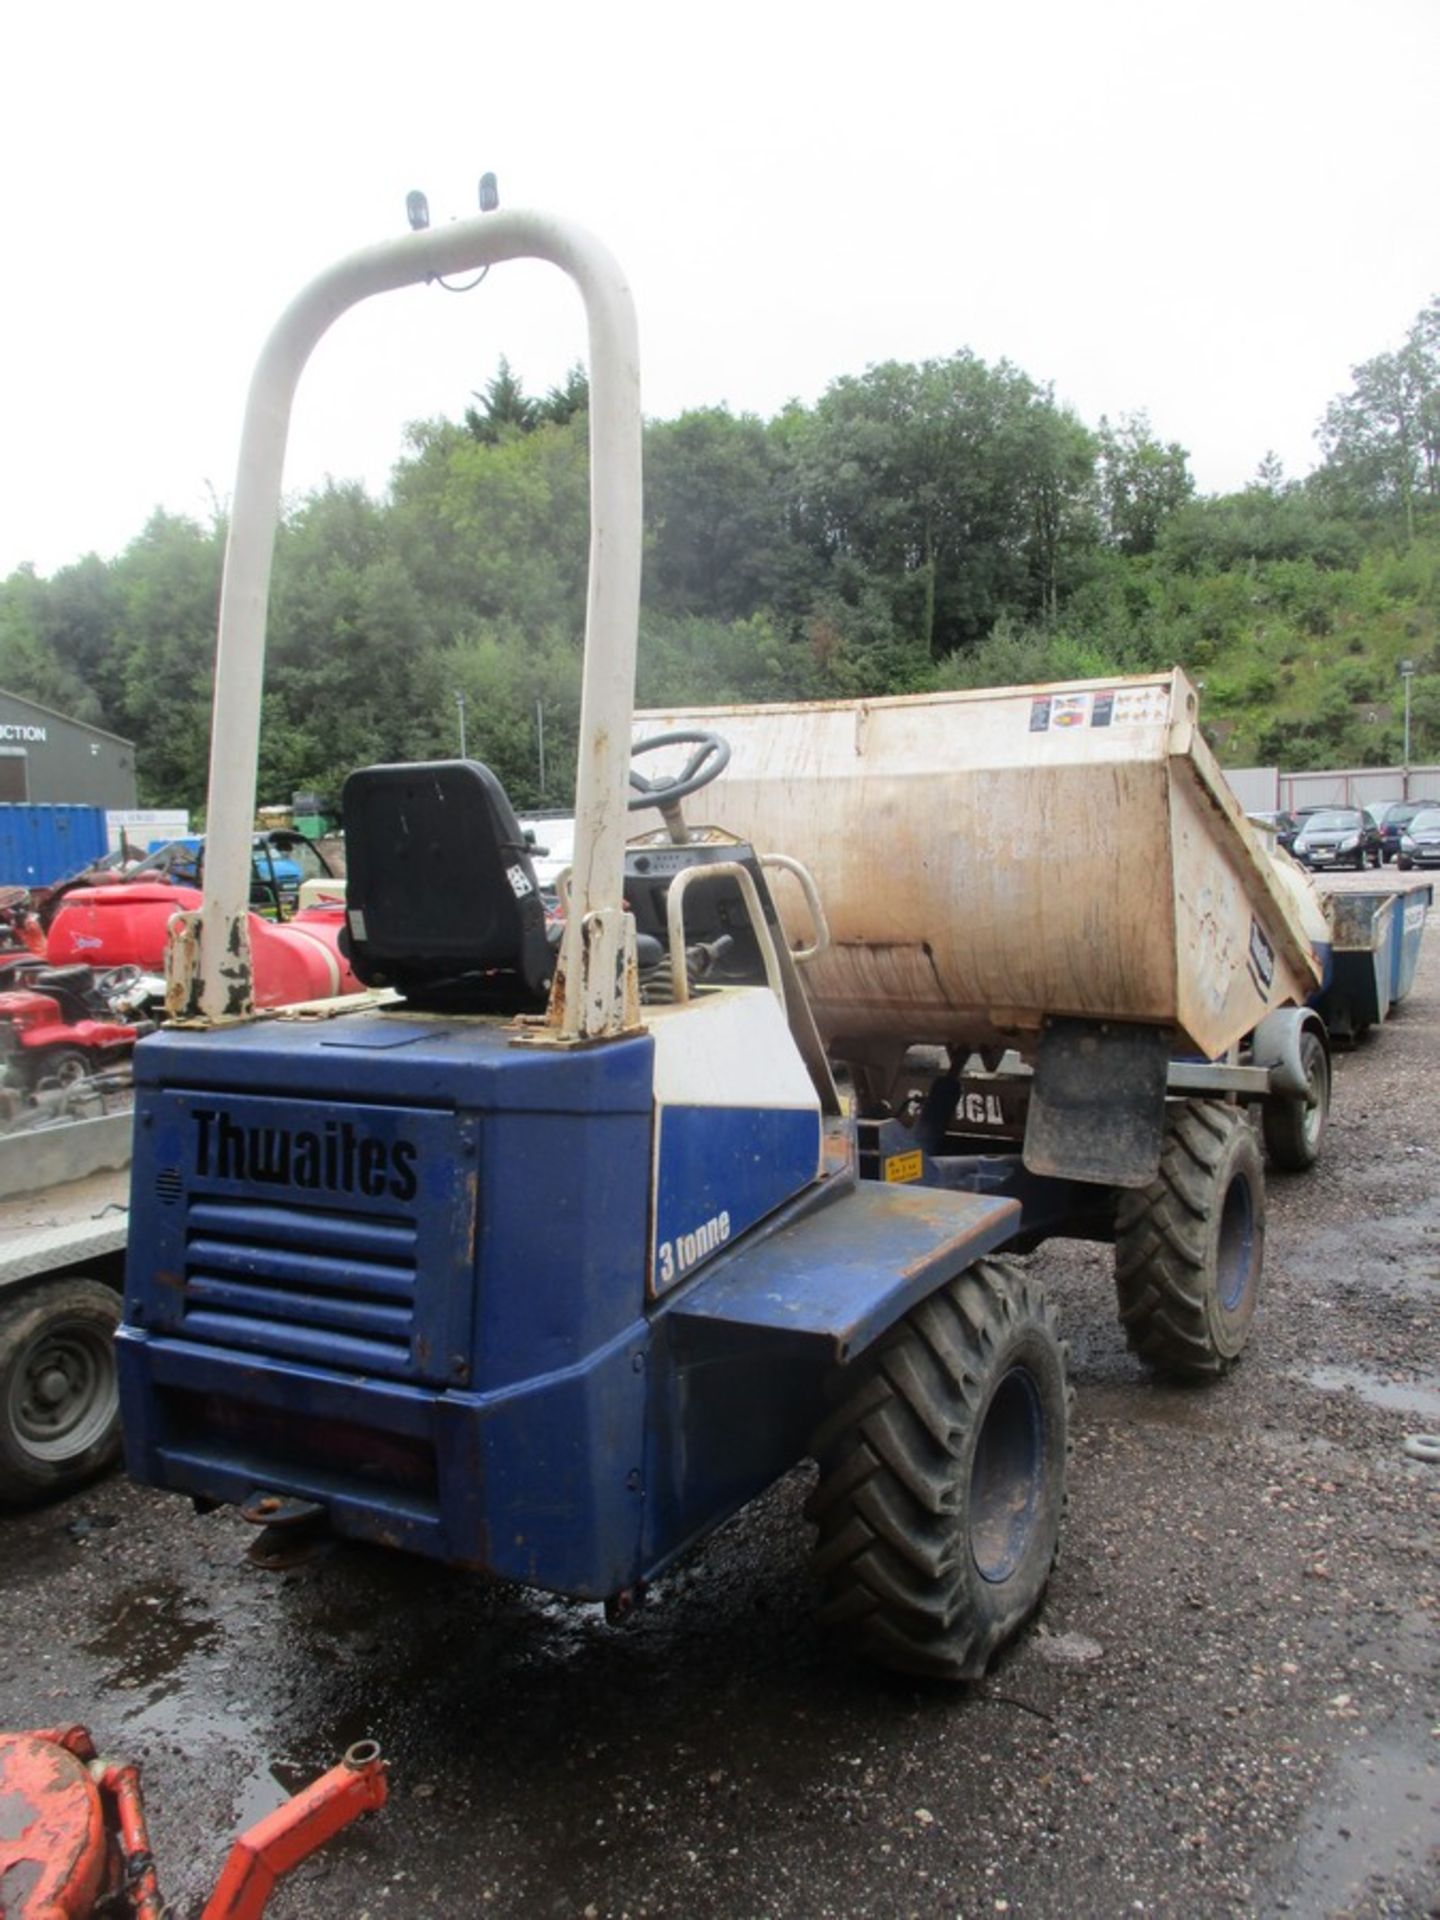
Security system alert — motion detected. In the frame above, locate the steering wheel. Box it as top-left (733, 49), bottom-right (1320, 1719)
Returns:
top-left (627, 730), bottom-right (731, 812)
top-left (95, 964), bottom-right (143, 998)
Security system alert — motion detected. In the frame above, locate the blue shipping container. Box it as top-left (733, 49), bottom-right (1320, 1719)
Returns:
top-left (0, 804), bottom-right (109, 889)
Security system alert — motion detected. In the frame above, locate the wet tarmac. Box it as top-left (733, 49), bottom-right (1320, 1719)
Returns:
top-left (3, 930), bottom-right (1438, 1917)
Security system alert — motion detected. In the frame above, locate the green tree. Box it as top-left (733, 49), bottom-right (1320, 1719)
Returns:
top-left (390, 411), bottom-right (591, 636)
top-left (464, 356), bottom-right (538, 443)
top-left (637, 611), bottom-right (823, 709)
top-left (536, 363), bottom-right (589, 428)
top-left (444, 623), bottom-right (582, 808)
top-left (262, 482), bottom-right (449, 799)
top-left (1158, 488), bottom-right (1359, 573)
top-left (0, 562), bottom-right (109, 721)
top-left (1254, 450), bottom-right (1286, 494)
top-left (108, 512), bottom-right (226, 804)
top-left (789, 353), bottom-right (1098, 657)
top-left (1014, 401), bottom-right (1099, 619)
top-left (1095, 413), bottom-right (1194, 555)
top-left (644, 407), bottom-right (804, 623)
top-left (1317, 296), bottom-right (1440, 540)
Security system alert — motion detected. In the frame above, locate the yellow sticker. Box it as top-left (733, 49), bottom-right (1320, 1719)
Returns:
top-left (883, 1149), bottom-right (924, 1184)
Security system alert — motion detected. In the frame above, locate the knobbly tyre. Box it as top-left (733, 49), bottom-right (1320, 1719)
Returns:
top-left (121, 207), bottom-right (1203, 1685)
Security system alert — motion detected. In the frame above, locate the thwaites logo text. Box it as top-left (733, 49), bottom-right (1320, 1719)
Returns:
top-left (193, 1109), bottom-right (418, 1201)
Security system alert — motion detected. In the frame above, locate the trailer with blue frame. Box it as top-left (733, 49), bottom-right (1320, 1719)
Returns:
top-left (117, 208), bottom-right (1277, 1682)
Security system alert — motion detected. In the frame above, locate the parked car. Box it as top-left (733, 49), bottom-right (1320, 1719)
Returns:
top-left (1372, 800), bottom-right (1440, 864)
top-left (1396, 807), bottom-right (1440, 869)
top-left (1291, 807), bottom-right (1383, 871)
top-left (1247, 809), bottom-right (1301, 852)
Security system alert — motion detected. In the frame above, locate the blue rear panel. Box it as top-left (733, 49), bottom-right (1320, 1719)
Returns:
top-left (121, 1012), bottom-right (660, 1595)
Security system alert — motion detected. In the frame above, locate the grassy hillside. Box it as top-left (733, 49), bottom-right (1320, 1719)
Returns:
top-left (937, 513), bottom-right (1440, 774)
top-left (1194, 539), bottom-right (1440, 769)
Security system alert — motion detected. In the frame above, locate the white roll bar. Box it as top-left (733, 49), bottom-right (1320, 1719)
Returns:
top-left (663, 863), bottom-right (786, 1007)
top-left (167, 210), bottom-right (642, 1044)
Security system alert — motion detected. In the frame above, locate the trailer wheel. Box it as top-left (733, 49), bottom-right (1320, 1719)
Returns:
top-left (1114, 1101), bottom-right (1264, 1381)
top-left (807, 1257), bottom-right (1068, 1682)
top-left (1261, 1030), bottom-right (1331, 1172)
top-left (0, 1280), bottom-right (122, 1504)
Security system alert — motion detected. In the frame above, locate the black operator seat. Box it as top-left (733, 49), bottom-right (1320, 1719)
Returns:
top-left (31, 965), bottom-right (99, 1022)
top-left (339, 759), bottom-right (554, 1014)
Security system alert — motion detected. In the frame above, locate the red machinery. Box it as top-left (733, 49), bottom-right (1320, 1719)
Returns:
top-left (1, 883), bottom-right (360, 1101)
top-left (0, 1725), bottom-right (386, 1918)
top-left (0, 966), bottom-right (146, 1092)
top-left (44, 884), bottom-right (360, 1008)
top-left (0, 889), bottom-right (46, 979)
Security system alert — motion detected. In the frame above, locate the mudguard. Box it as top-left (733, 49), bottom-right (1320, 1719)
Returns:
top-left (1250, 1005), bottom-right (1328, 1097)
top-left (668, 1181), bottom-right (1020, 1364)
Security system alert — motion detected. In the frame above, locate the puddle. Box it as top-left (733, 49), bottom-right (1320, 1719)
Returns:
top-left (83, 1581), bottom-right (222, 1694)
top-left (1307, 1364), bottom-right (1440, 1421)
top-left (1270, 1731), bottom-right (1438, 1916)
top-left (79, 1580), bottom-right (295, 1869)
top-left (231, 1750), bottom-right (342, 1830)
top-left (81, 1592), bottom-right (354, 1853)
top-left (76, 1557), bottom-right (594, 1847)
top-left (1278, 1204), bottom-right (1440, 1301)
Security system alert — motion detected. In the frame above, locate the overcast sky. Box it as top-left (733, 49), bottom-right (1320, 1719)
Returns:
top-left (3, 0), bottom-right (1435, 580)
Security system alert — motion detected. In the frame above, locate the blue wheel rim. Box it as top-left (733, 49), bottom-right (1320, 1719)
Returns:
top-left (1218, 1174), bottom-right (1256, 1312)
top-left (969, 1365), bottom-right (1045, 1584)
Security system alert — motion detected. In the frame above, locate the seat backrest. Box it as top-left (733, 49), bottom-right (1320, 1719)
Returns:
top-left (33, 965), bottom-right (97, 1017)
top-left (340, 760), bottom-right (553, 1012)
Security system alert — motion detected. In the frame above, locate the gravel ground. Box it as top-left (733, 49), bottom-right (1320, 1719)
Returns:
top-left (1, 892), bottom-right (1436, 1919)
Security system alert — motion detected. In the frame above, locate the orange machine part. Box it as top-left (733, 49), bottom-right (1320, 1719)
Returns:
top-left (0, 1731), bottom-right (109, 1919)
top-left (201, 1742), bottom-right (388, 1920)
top-left (0, 1728), bottom-right (383, 1920)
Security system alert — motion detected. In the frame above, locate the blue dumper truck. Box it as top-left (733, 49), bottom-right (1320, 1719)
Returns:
top-left (111, 208), bottom-right (1398, 1681)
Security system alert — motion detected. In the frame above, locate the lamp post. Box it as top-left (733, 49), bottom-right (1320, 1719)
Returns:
top-left (1400, 659), bottom-right (1414, 799)
top-left (455, 688), bottom-right (468, 760)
